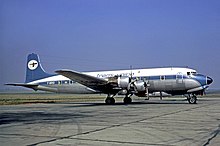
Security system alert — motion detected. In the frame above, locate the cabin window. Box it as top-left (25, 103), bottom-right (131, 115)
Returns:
top-left (160, 76), bottom-right (165, 80)
top-left (145, 77), bottom-right (149, 80)
top-left (187, 72), bottom-right (190, 76)
top-left (48, 81), bottom-right (55, 85)
top-left (176, 75), bottom-right (183, 79)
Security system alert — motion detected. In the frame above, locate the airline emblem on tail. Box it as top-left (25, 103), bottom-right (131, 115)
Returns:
top-left (28, 60), bottom-right (38, 70)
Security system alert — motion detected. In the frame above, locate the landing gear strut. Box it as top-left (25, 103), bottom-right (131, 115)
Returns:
top-left (187, 94), bottom-right (197, 104)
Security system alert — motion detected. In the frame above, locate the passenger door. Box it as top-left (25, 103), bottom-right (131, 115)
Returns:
top-left (176, 73), bottom-right (183, 84)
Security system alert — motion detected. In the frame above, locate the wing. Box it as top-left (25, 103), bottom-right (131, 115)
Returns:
top-left (56, 70), bottom-right (121, 94)
top-left (56, 69), bottom-right (119, 93)
top-left (56, 69), bottom-right (107, 85)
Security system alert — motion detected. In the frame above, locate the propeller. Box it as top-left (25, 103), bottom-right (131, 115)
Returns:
top-left (203, 85), bottom-right (209, 95)
top-left (127, 65), bottom-right (136, 92)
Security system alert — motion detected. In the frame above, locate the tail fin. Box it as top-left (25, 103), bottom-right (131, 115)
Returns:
top-left (25, 53), bottom-right (53, 83)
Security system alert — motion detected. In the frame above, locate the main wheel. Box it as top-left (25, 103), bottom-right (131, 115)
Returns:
top-left (105, 97), bottom-right (115, 104)
top-left (123, 97), bottom-right (132, 104)
top-left (187, 95), bottom-right (197, 104)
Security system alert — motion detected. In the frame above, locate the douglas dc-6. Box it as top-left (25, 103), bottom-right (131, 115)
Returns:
top-left (6, 53), bottom-right (213, 104)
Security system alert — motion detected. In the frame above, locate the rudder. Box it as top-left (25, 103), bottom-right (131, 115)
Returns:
top-left (25, 53), bottom-right (53, 83)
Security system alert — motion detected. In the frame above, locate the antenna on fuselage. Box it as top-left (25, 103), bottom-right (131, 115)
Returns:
top-left (130, 65), bottom-right (133, 79)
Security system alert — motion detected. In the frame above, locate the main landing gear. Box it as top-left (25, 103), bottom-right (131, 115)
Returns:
top-left (187, 94), bottom-right (197, 104)
top-left (105, 95), bottom-right (115, 105)
top-left (105, 94), bottom-right (132, 104)
top-left (123, 95), bottom-right (132, 104)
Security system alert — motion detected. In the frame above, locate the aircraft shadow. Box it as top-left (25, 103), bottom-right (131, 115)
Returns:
top-left (0, 100), bottom-right (191, 125)
top-left (61, 99), bottom-right (189, 108)
top-left (0, 111), bottom-right (87, 125)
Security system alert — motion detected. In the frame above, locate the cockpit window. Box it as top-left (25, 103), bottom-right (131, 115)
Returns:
top-left (187, 72), bottom-right (197, 76)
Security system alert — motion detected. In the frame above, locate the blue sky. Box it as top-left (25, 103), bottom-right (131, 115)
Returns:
top-left (0, 0), bottom-right (220, 90)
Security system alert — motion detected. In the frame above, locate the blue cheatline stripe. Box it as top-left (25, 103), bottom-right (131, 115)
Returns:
top-left (134, 75), bottom-right (188, 80)
top-left (38, 80), bottom-right (77, 85)
top-left (165, 75), bottom-right (177, 80)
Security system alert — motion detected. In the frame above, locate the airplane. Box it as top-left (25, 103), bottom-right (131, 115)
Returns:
top-left (6, 53), bottom-right (213, 104)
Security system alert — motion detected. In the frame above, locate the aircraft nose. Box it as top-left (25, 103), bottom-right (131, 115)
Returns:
top-left (207, 76), bottom-right (213, 85)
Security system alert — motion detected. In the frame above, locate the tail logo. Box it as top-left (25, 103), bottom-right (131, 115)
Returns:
top-left (28, 60), bottom-right (38, 70)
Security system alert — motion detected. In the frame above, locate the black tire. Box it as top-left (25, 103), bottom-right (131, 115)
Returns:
top-left (188, 96), bottom-right (197, 104)
top-left (105, 98), bottom-right (115, 104)
top-left (123, 97), bottom-right (132, 104)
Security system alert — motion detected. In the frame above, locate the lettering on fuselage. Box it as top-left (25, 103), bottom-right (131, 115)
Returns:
top-left (97, 73), bottom-right (131, 78)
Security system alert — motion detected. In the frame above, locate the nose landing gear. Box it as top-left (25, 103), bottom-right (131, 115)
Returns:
top-left (187, 94), bottom-right (197, 104)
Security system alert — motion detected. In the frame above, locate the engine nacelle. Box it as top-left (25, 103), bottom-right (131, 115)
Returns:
top-left (118, 76), bottom-right (131, 88)
top-left (133, 80), bottom-right (146, 92)
top-left (108, 76), bottom-right (130, 89)
top-left (118, 89), bottom-right (128, 95)
top-left (108, 76), bottom-right (147, 94)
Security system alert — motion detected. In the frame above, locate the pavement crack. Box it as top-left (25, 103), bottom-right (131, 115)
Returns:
top-left (203, 124), bottom-right (220, 146)
top-left (69, 137), bottom-right (175, 146)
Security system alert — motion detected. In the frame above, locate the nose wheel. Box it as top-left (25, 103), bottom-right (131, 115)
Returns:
top-left (187, 95), bottom-right (197, 104)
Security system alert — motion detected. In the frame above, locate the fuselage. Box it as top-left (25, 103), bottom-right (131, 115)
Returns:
top-left (27, 67), bottom-right (212, 96)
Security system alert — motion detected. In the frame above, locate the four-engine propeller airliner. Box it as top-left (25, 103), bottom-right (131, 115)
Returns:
top-left (6, 53), bottom-right (213, 104)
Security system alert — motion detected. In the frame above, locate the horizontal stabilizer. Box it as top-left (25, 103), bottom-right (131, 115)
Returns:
top-left (5, 83), bottom-right (38, 90)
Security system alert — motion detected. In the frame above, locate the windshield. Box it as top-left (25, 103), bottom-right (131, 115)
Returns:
top-left (191, 72), bottom-right (197, 75)
top-left (187, 72), bottom-right (197, 76)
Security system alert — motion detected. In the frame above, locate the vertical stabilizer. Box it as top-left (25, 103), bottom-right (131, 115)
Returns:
top-left (25, 53), bottom-right (53, 83)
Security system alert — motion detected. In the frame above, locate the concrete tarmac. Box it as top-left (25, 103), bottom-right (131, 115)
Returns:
top-left (0, 97), bottom-right (219, 146)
